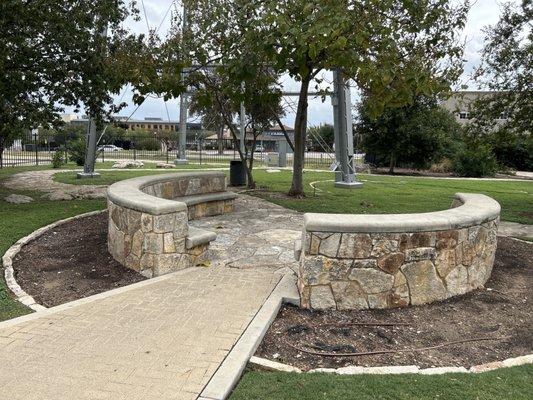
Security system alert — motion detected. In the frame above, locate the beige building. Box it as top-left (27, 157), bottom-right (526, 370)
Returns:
top-left (440, 91), bottom-right (509, 125)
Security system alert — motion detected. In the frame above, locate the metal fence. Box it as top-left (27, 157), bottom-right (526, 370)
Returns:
top-left (1, 132), bottom-right (336, 170)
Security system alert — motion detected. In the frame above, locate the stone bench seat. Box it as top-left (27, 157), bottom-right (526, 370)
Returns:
top-left (298, 193), bottom-right (501, 311)
top-left (107, 171), bottom-right (235, 277)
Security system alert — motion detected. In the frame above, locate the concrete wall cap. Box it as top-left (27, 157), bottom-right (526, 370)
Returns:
top-left (107, 172), bottom-right (227, 215)
top-left (186, 226), bottom-right (217, 249)
top-left (304, 193), bottom-right (501, 233)
top-left (182, 192), bottom-right (237, 207)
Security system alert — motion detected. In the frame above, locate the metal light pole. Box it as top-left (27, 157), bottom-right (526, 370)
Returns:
top-left (331, 68), bottom-right (362, 189)
top-left (239, 83), bottom-right (246, 155)
top-left (174, 3), bottom-right (189, 165)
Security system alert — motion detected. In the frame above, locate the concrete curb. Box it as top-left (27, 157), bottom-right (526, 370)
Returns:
top-left (199, 274), bottom-right (300, 400)
top-left (2, 210), bottom-right (108, 311)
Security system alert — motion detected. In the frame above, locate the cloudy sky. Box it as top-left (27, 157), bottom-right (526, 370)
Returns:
top-left (79, 0), bottom-right (515, 127)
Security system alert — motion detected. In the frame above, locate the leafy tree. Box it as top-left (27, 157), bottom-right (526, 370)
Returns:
top-left (191, 0), bottom-right (468, 196)
top-left (0, 1), bottom-right (138, 168)
top-left (308, 124), bottom-right (335, 150)
top-left (358, 96), bottom-right (461, 173)
top-left (472, 0), bottom-right (532, 135)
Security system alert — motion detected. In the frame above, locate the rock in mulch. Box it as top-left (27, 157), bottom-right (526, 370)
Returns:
top-left (112, 160), bottom-right (145, 169)
top-left (4, 194), bottom-right (34, 204)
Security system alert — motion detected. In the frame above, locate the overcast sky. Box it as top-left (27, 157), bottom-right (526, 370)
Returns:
top-left (72, 0), bottom-right (515, 127)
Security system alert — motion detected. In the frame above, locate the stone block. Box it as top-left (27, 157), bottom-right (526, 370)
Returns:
top-left (401, 260), bottom-right (446, 305)
top-left (309, 286), bottom-right (336, 309)
top-left (371, 238), bottom-right (399, 257)
top-left (164, 233), bottom-right (176, 253)
top-left (308, 234), bottom-right (321, 255)
top-left (127, 209), bottom-right (142, 233)
top-left (153, 253), bottom-right (182, 276)
top-left (331, 281), bottom-right (368, 310)
top-left (399, 232), bottom-right (435, 251)
top-left (435, 249), bottom-right (457, 278)
top-left (301, 256), bottom-right (352, 285)
top-left (436, 230), bottom-right (459, 250)
top-left (143, 233), bottom-right (164, 254)
top-left (153, 214), bottom-right (175, 233)
top-left (352, 259), bottom-right (378, 269)
top-left (378, 252), bottom-right (405, 274)
top-left (368, 293), bottom-right (389, 309)
top-left (338, 233), bottom-right (372, 259)
top-left (405, 247), bottom-right (436, 262)
top-left (319, 234), bottom-right (341, 257)
top-left (445, 265), bottom-right (469, 296)
top-left (131, 230), bottom-right (144, 258)
top-left (141, 213), bottom-right (153, 232)
top-left (348, 268), bottom-right (394, 294)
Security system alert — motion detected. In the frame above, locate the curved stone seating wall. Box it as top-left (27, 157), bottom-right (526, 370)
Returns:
top-left (297, 193), bottom-right (500, 310)
top-left (107, 172), bottom-right (236, 278)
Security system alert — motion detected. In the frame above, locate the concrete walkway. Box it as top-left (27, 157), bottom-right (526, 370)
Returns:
top-left (0, 267), bottom-right (282, 400)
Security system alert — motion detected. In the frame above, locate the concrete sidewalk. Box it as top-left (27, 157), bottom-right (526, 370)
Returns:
top-left (0, 267), bottom-right (282, 400)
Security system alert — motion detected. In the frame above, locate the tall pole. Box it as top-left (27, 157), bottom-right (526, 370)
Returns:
top-left (332, 69), bottom-right (362, 189)
top-left (239, 84), bottom-right (246, 155)
top-left (175, 2), bottom-right (189, 165)
top-left (78, 24), bottom-right (107, 179)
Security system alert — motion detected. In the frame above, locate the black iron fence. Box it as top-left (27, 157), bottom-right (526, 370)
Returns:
top-left (1, 131), bottom-right (336, 170)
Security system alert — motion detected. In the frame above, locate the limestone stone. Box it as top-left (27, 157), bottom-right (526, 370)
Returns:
top-left (399, 232), bottom-right (435, 251)
top-left (348, 268), bottom-right (394, 294)
top-left (445, 265), bottom-right (469, 296)
top-left (371, 238), bottom-right (398, 257)
top-left (131, 231), bottom-right (144, 257)
top-left (174, 212), bottom-right (188, 238)
top-left (401, 260), bottom-right (446, 305)
top-left (110, 228), bottom-right (125, 264)
top-left (468, 259), bottom-right (492, 288)
top-left (141, 213), bottom-right (153, 232)
top-left (338, 233), bottom-right (372, 258)
top-left (123, 254), bottom-right (140, 271)
top-left (367, 293), bottom-right (389, 309)
top-left (405, 247), bottom-right (436, 262)
top-left (377, 252), bottom-right (405, 274)
top-left (142, 233), bottom-right (164, 254)
top-left (436, 230), bottom-right (459, 250)
top-left (309, 285), bottom-right (336, 309)
top-left (5, 194), bottom-right (33, 204)
top-left (435, 249), bottom-right (457, 278)
top-left (140, 253), bottom-right (156, 271)
top-left (308, 234), bottom-right (320, 255)
top-left (164, 233), bottom-right (176, 253)
top-left (319, 233), bottom-right (341, 257)
top-left (331, 281), bottom-right (368, 310)
top-left (301, 256), bottom-right (352, 285)
top-left (352, 259), bottom-right (378, 269)
top-left (153, 214), bottom-right (175, 233)
top-left (127, 209), bottom-right (142, 233)
top-left (153, 253), bottom-right (182, 276)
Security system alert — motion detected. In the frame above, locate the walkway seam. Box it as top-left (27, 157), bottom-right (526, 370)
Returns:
top-left (199, 273), bottom-right (300, 400)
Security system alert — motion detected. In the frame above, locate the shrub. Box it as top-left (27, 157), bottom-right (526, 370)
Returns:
top-left (68, 139), bottom-right (86, 166)
top-left (429, 158), bottom-right (453, 173)
top-left (134, 137), bottom-right (160, 151)
top-left (52, 150), bottom-right (65, 169)
top-left (452, 142), bottom-right (498, 177)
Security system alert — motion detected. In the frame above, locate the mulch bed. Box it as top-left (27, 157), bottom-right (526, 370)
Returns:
top-left (12, 212), bottom-right (146, 308)
top-left (257, 237), bottom-right (533, 369)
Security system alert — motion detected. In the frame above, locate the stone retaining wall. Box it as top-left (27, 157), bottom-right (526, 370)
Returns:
top-left (107, 172), bottom-right (235, 278)
top-left (298, 193), bottom-right (501, 310)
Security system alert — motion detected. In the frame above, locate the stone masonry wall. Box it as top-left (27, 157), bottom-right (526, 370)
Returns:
top-left (299, 218), bottom-right (499, 310)
top-left (108, 199), bottom-right (199, 278)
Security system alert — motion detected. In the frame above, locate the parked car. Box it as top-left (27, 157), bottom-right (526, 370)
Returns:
top-left (98, 144), bottom-right (123, 152)
top-left (254, 145), bottom-right (265, 152)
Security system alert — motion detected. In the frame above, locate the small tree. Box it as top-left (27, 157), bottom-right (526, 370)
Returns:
top-left (358, 96), bottom-right (461, 173)
top-left (191, 0), bottom-right (468, 196)
top-left (308, 124), bottom-right (335, 150)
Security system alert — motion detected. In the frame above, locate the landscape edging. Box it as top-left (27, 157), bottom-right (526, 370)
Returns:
top-left (248, 354), bottom-right (533, 375)
top-left (2, 210), bottom-right (107, 311)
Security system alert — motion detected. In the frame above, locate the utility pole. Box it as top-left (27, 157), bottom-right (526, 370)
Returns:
top-left (78, 24), bottom-right (108, 179)
top-left (175, 2), bottom-right (189, 165)
top-left (239, 83), bottom-right (246, 155)
top-left (331, 69), bottom-right (363, 189)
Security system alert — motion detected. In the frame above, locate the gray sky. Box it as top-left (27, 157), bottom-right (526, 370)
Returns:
top-left (75, 0), bottom-right (514, 127)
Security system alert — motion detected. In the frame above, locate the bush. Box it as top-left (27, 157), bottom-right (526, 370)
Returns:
top-left (134, 137), bottom-right (160, 151)
top-left (452, 142), bottom-right (498, 177)
top-left (489, 131), bottom-right (532, 172)
top-left (52, 150), bottom-right (65, 169)
top-left (68, 139), bottom-right (86, 166)
top-left (429, 158), bottom-right (453, 173)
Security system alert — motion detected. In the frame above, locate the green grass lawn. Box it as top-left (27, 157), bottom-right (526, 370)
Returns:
top-left (251, 170), bottom-right (533, 225)
top-left (230, 365), bottom-right (533, 400)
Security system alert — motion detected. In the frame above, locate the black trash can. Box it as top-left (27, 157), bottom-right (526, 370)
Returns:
top-left (229, 160), bottom-right (246, 186)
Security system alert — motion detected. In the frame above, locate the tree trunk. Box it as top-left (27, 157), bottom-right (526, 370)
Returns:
top-left (288, 74), bottom-right (311, 197)
top-left (0, 136), bottom-right (5, 169)
top-left (217, 123), bottom-right (224, 155)
top-left (389, 154), bottom-right (396, 174)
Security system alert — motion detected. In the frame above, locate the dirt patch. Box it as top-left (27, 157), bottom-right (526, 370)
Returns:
top-left (257, 237), bottom-right (532, 369)
top-left (12, 212), bottom-right (146, 307)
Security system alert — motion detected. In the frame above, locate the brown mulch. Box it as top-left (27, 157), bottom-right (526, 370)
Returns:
top-left (12, 212), bottom-right (146, 308)
top-left (256, 236), bottom-right (533, 369)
